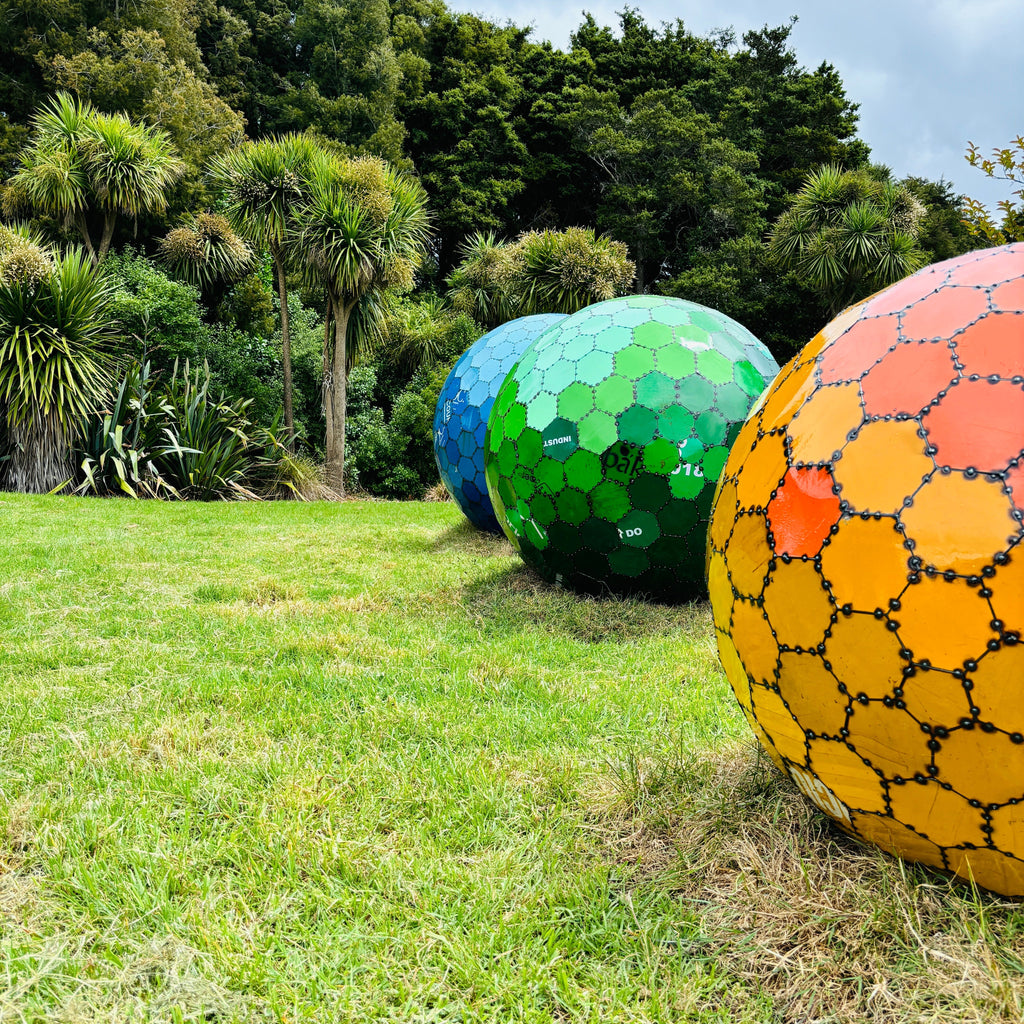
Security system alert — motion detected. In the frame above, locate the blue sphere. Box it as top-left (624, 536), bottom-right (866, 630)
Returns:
top-left (435, 314), bottom-right (567, 531)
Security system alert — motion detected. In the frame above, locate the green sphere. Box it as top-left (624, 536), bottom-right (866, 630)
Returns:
top-left (484, 295), bottom-right (780, 601)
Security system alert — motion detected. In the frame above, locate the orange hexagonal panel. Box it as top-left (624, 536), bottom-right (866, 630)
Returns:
top-left (987, 543), bottom-right (1024, 634)
top-left (955, 313), bottom-right (1024, 378)
top-left (924, 379), bottom-right (1024, 473)
top-left (806, 737), bottom-right (887, 814)
top-left (861, 341), bottom-right (957, 418)
top-left (896, 575), bottom-right (997, 670)
top-left (934, 728), bottom-right (1024, 806)
top-left (886, 780), bottom-right (987, 849)
top-left (734, 430), bottom-right (787, 511)
top-left (834, 419), bottom-right (934, 515)
top-left (787, 381), bottom-right (863, 466)
top-left (991, 277), bottom-right (1024, 312)
top-left (965, 645), bottom-right (1024, 731)
top-left (1006, 462), bottom-right (1024, 510)
top-left (767, 467), bottom-right (840, 558)
top-left (900, 284), bottom-right (988, 341)
top-left (776, 651), bottom-right (848, 738)
top-left (845, 701), bottom-right (933, 782)
top-left (819, 515), bottom-right (911, 612)
top-left (901, 472), bottom-right (1019, 575)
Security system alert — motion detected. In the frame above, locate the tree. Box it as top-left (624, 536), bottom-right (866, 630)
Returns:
top-left (158, 212), bottom-right (254, 294)
top-left (447, 226), bottom-right (635, 327)
top-left (0, 235), bottom-right (116, 492)
top-left (4, 92), bottom-right (184, 264)
top-left (963, 136), bottom-right (1024, 244)
top-left (211, 134), bottom-right (318, 446)
top-left (295, 153), bottom-right (430, 493)
top-left (769, 164), bottom-right (927, 315)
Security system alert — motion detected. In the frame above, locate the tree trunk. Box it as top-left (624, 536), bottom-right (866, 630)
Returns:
top-left (273, 251), bottom-right (294, 449)
top-left (323, 298), bottom-right (351, 495)
top-left (74, 213), bottom-right (97, 265)
top-left (97, 213), bottom-right (117, 263)
top-left (3, 415), bottom-right (71, 494)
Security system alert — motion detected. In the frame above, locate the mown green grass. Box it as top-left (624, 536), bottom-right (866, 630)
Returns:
top-left (1, 494), bottom-right (1023, 1023)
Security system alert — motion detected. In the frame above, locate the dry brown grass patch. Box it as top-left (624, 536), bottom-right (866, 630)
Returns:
top-left (598, 742), bottom-right (1024, 1023)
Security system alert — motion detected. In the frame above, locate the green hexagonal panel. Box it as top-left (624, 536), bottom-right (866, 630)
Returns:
top-left (734, 359), bottom-right (767, 396)
top-left (678, 376), bottom-right (715, 414)
top-left (557, 381), bottom-right (596, 420)
top-left (632, 320), bottom-right (675, 349)
top-left (641, 437), bottom-right (680, 475)
top-left (503, 401), bottom-right (527, 441)
top-left (618, 509), bottom-right (660, 547)
top-left (564, 448), bottom-right (604, 492)
top-left (629, 472), bottom-right (672, 512)
top-left (535, 458), bottom-right (566, 494)
top-left (635, 371), bottom-right (677, 411)
top-left (607, 546), bottom-right (650, 577)
top-left (556, 487), bottom-right (590, 526)
top-left (542, 358), bottom-right (578, 394)
top-left (695, 409), bottom-right (727, 446)
top-left (516, 427), bottom-right (544, 469)
top-left (591, 479), bottom-right (631, 521)
top-left (618, 405), bottom-right (658, 445)
top-left (658, 406), bottom-right (695, 444)
top-left (715, 381), bottom-right (753, 422)
top-left (578, 409), bottom-right (618, 454)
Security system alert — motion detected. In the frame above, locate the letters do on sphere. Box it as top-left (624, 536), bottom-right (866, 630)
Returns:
top-left (484, 295), bottom-right (779, 601)
top-left (707, 243), bottom-right (1024, 895)
top-left (434, 314), bottom-right (567, 532)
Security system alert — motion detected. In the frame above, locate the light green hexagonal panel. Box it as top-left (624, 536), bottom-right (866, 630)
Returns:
top-left (696, 349), bottom-right (734, 384)
top-left (542, 359), bottom-right (577, 394)
top-left (557, 381), bottom-right (596, 420)
top-left (633, 321), bottom-right (675, 350)
top-left (695, 408), bottom-right (727, 445)
top-left (734, 359), bottom-right (767, 396)
top-left (608, 306), bottom-right (654, 328)
top-left (575, 348), bottom-right (615, 386)
top-left (658, 406), bottom-right (695, 444)
top-left (535, 458), bottom-right (565, 494)
top-left (525, 389), bottom-right (558, 430)
top-left (578, 409), bottom-right (618, 453)
top-left (678, 324), bottom-right (711, 347)
top-left (654, 344), bottom-right (698, 378)
top-left (716, 381), bottom-right (752, 421)
top-left (595, 374), bottom-right (635, 415)
top-left (613, 344), bottom-right (656, 378)
top-left (503, 401), bottom-right (527, 440)
top-left (677, 376), bottom-right (715, 414)
top-left (592, 324), bottom-right (635, 354)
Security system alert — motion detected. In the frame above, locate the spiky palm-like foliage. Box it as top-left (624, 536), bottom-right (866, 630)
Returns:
top-left (294, 152), bottom-right (430, 493)
top-left (769, 164), bottom-right (927, 315)
top-left (447, 227), bottom-right (636, 328)
top-left (158, 211), bottom-right (254, 291)
top-left (0, 246), bottom-right (116, 493)
top-left (5, 92), bottom-right (184, 264)
top-left (210, 134), bottom-right (318, 446)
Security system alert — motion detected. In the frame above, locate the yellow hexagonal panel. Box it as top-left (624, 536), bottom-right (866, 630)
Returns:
top-left (850, 812), bottom-right (945, 868)
top-left (825, 612), bottom-right (907, 698)
top-left (707, 551), bottom-right (731, 633)
top-left (987, 551), bottom-right (1024, 636)
top-left (762, 559), bottom-right (834, 651)
top-left (900, 671), bottom-right (974, 731)
top-left (806, 737), bottom-right (888, 814)
top-left (944, 847), bottom-right (1024, 898)
top-left (716, 629), bottom-right (751, 712)
top-left (887, 780), bottom-right (987, 849)
top-left (777, 652), bottom-right (848, 738)
top-left (901, 472), bottom-right (1019, 575)
top-left (709, 478), bottom-right (739, 553)
top-left (731, 599), bottom-right (780, 686)
top-left (759, 358), bottom-right (817, 429)
top-left (932, 729), bottom-right (1024, 806)
top-left (750, 683), bottom-right (807, 765)
top-left (724, 512), bottom-right (772, 598)
top-left (845, 701), bottom-right (933, 781)
top-left (833, 419), bottom-right (934, 514)
top-left (987, 803), bottom-right (1024, 860)
top-left (819, 515), bottom-right (910, 613)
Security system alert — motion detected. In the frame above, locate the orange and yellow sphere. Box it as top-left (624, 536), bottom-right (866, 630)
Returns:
top-left (707, 243), bottom-right (1024, 895)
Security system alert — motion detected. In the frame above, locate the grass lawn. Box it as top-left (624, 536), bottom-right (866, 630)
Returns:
top-left (1, 493), bottom-right (1022, 1023)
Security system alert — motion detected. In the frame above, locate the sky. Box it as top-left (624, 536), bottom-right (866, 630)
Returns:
top-left (445, 0), bottom-right (1023, 212)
